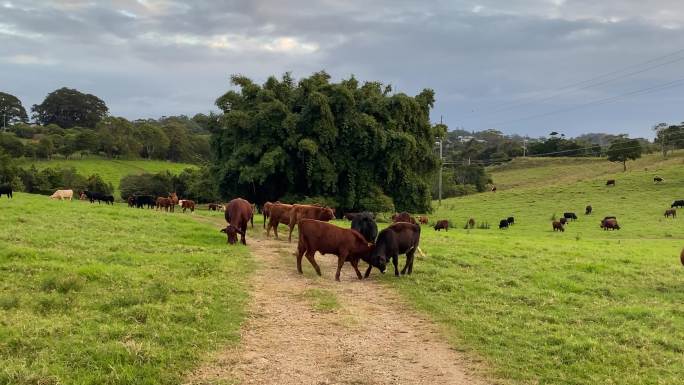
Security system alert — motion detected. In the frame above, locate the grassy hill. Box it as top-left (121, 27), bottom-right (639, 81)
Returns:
top-left (375, 152), bottom-right (684, 385)
top-left (20, 158), bottom-right (196, 197)
top-left (0, 194), bottom-right (251, 384)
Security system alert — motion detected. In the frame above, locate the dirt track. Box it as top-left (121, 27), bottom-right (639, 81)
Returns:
top-left (186, 228), bottom-right (488, 385)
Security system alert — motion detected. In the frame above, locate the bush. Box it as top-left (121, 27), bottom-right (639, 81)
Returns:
top-left (119, 172), bottom-right (175, 200)
top-left (358, 187), bottom-right (395, 213)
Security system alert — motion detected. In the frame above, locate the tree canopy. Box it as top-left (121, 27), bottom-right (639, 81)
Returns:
top-left (211, 72), bottom-right (442, 212)
top-left (607, 137), bottom-right (642, 171)
top-left (0, 92), bottom-right (28, 126)
top-left (32, 87), bottom-right (109, 128)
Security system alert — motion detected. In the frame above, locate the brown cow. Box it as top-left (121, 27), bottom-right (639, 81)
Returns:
top-left (418, 216), bottom-right (429, 225)
top-left (559, 217), bottom-right (567, 225)
top-left (601, 218), bottom-right (620, 230)
top-left (266, 203), bottom-right (293, 239)
top-left (680, 247), bottom-right (684, 266)
top-left (127, 196), bottom-right (135, 207)
top-left (433, 220), bottom-right (448, 231)
top-left (467, 218), bottom-right (476, 229)
top-left (552, 221), bottom-right (564, 232)
top-left (391, 212), bottom-right (417, 224)
top-left (180, 199), bottom-right (195, 213)
top-left (221, 198), bottom-right (253, 245)
top-left (665, 209), bottom-right (677, 218)
top-left (208, 203), bottom-right (221, 211)
top-left (262, 201), bottom-right (281, 229)
top-left (296, 219), bottom-right (384, 281)
top-left (156, 192), bottom-right (178, 212)
top-left (288, 204), bottom-right (335, 242)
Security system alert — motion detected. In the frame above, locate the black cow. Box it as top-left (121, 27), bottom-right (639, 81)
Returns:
top-left (585, 205), bottom-right (592, 215)
top-left (350, 212), bottom-right (378, 243)
top-left (135, 195), bottom-right (156, 209)
top-left (672, 200), bottom-right (684, 208)
top-left (563, 212), bottom-right (578, 221)
top-left (507, 216), bottom-right (515, 225)
top-left (654, 176), bottom-right (664, 183)
top-left (499, 219), bottom-right (509, 229)
top-left (0, 184), bottom-right (12, 199)
top-left (366, 222), bottom-right (421, 277)
top-left (84, 190), bottom-right (114, 205)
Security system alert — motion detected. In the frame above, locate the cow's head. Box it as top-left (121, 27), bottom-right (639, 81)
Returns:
top-left (220, 225), bottom-right (244, 245)
top-left (319, 207), bottom-right (335, 221)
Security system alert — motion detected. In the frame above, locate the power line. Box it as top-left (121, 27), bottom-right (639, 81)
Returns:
top-left (478, 76), bottom-right (684, 129)
top-left (473, 47), bottom-right (684, 116)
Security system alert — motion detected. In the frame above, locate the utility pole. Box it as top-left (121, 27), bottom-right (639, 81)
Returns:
top-left (438, 138), bottom-right (443, 206)
top-left (522, 139), bottom-right (527, 157)
top-left (1, 114), bottom-right (6, 132)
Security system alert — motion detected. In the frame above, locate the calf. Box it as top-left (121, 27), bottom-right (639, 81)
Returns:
top-left (664, 209), bottom-right (676, 218)
top-left (351, 212), bottom-right (378, 243)
top-left (585, 205), bottom-right (592, 215)
top-left (606, 179), bottom-right (616, 186)
top-left (654, 176), bottom-right (664, 183)
top-left (467, 218), bottom-right (475, 229)
top-left (391, 212), bottom-right (417, 224)
top-left (367, 222), bottom-right (420, 277)
top-left (297, 219), bottom-right (384, 281)
top-left (135, 195), bottom-right (156, 209)
top-left (559, 217), bottom-right (567, 225)
top-left (181, 199), bottom-right (195, 213)
top-left (288, 204), bottom-right (335, 242)
top-left (221, 198), bottom-right (253, 245)
top-left (418, 216), bottom-right (429, 225)
top-left (552, 221), bottom-right (564, 232)
top-left (49, 189), bottom-right (73, 200)
top-left (433, 220), bottom-right (449, 231)
top-left (601, 218), bottom-right (620, 230)
top-left (266, 203), bottom-right (293, 239)
top-left (563, 212), bottom-right (578, 221)
top-left (671, 200), bottom-right (684, 208)
top-left (127, 196), bottom-right (135, 207)
top-left (499, 219), bottom-right (509, 229)
top-left (0, 184), bottom-right (12, 199)
top-left (507, 216), bottom-right (515, 225)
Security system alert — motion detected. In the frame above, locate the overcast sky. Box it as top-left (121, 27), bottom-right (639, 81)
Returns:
top-left (1, 1), bottom-right (683, 138)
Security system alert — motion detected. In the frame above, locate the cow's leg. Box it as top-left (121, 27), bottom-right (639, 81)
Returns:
top-left (240, 225), bottom-right (247, 245)
top-left (364, 265), bottom-right (373, 278)
top-left (403, 249), bottom-right (416, 275)
top-left (287, 223), bottom-right (295, 243)
top-left (296, 244), bottom-right (306, 274)
top-left (392, 254), bottom-right (399, 276)
top-left (335, 255), bottom-right (346, 281)
top-left (350, 259), bottom-right (363, 280)
top-left (305, 251), bottom-right (321, 276)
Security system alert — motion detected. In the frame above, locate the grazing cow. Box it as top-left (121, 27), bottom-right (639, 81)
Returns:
top-left (50, 189), bottom-right (73, 200)
top-left (83, 191), bottom-right (114, 205)
top-left (671, 200), bottom-right (684, 208)
top-left (0, 184), bottom-right (12, 199)
top-left (654, 176), bottom-right (664, 183)
top-left (601, 218), bottom-right (620, 230)
top-left (559, 217), bottom-right (567, 225)
top-left (135, 195), bottom-right (156, 209)
top-left (208, 203), bottom-right (221, 211)
top-left (507, 216), bottom-right (515, 225)
top-left (606, 179), bottom-right (616, 186)
top-left (467, 218), bottom-right (475, 229)
top-left (180, 199), bottom-right (195, 213)
top-left (288, 204), bottom-right (335, 242)
top-left (499, 219), bottom-right (509, 229)
top-left (434, 220), bottom-right (449, 231)
top-left (391, 212), bottom-right (417, 225)
top-left (418, 216), bottom-right (429, 225)
top-left (220, 198), bottom-right (253, 245)
top-left (297, 219), bottom-right (384, 281)
top-left (563, 212), bottom-right (578, 221)
top-left (552, 221), bottom-right (565, 232)
top-left (127, 196), bottom-right (135, 207)
top-left (367, 222), bottom-right (421, 277)
top-left (351, 212), bottom-right (378, 243)
top-left (665, 209), bottom-right (677, 218)
top-left (266, 203), bottom-right (294, 239)
top-left (585, 205), bottom-right (592, 215)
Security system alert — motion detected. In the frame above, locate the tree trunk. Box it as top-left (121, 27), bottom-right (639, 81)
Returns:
top-left (623, 160), bottom-right (627, 172)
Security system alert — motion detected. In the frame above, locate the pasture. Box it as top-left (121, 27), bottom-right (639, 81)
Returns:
top-left (376, 152), bottom-right (684, 385)
top-left (0, 194), bottom-right (251, 385)
top-left (19, 158), bottom-right (196, 197)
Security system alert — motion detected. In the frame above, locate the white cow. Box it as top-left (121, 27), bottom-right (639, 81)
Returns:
top-left (50, 189), bottom-right (74, 200)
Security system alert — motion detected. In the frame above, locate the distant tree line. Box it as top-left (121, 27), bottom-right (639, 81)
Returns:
top-left (0, 88), bottom-right (215, 163)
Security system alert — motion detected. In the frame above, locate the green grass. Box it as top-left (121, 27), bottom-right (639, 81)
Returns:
top-left (19, 158), bottom-right (196, 197)
top-left (0, 194), bottom-right (252, 385)
top-left (299, 288), bottom-right (340, 313)
top-left (374, 151), bottom-right (684, 385)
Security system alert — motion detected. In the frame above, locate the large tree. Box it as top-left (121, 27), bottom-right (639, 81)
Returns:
top-left (607, 137), bottom-right (642, 171)
top-left (0, 92), bottom-right (28, 127)
top-left (32, 87), bottom-right (108, 128)
top-left (211, 72), bottom-right (441, 212)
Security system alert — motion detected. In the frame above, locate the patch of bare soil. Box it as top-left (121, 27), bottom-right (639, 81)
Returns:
top-left (186, 227), bottom-right (489, 385)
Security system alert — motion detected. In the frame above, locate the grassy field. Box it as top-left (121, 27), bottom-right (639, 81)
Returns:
top-left (0, 193), bottom-right (251, 385)
top-left (374, 151), bottom-right (684, 385)
top-left (20, 158), bottom-right (196, 197)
